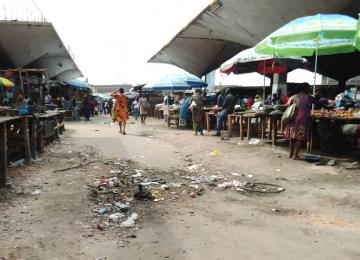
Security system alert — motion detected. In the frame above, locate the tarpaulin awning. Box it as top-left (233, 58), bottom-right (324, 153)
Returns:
top-left (148, 0), bottom-right (360, 77)
top-left (65, 79), bottom-right (90, 90)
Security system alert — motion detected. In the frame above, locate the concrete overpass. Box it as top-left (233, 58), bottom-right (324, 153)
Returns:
top-left (0, 20), bottom-right (82, 81)
top-left (149, 0), bottom-right (360, 78)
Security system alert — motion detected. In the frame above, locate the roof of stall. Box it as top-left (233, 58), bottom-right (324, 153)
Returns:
top-left (148, 0), bottom-right (360, 77)
top-left (65, 79), bottom-right (90, 89)
top-left (0, 20), bottom-right (83, 81)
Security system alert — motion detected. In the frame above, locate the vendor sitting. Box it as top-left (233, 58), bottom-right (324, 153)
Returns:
top-left (214, 89), bottom-right (235, 136)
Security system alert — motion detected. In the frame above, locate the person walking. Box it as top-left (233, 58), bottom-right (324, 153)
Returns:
top-left (190, 89), bottom-right (205, 135)
top-left (132, 97), bottom-right (140, 120)
top-left (82, 96), bottom-right (91, 121)
top-left (139, 94), bottom-right (150, 125)
top-left (214, 89), bottom-right (235, 136)
top-left (285, 83), bottom-right (313, 159)
top-left (111, 88), bottom-right (129, 134)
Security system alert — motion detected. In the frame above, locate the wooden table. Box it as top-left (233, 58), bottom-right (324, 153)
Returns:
top-left (308, 116), bottom-right (360, 154)
top-left (204, 108), bottom-right (224, 132)
top-left (227, 112), bottom-right (247, 137)
top-left (0, 116), bottom-right (30, 188)
top-left (240, 113), bottom-right (268, 140)
top-left (268, 113), bottom-right (283, 146)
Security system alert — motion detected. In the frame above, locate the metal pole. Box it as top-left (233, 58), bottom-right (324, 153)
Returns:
top-left (313, 45), bottom-right (318, 96)
top-left (263, 60), bottom-right (266, 100)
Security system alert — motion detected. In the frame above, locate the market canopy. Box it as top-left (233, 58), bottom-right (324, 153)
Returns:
top-left (148, 0), bottom-right (360, 77)
top-left (65, 79), bottom-right (90, 90)
top-left (143, 73), bottom-right (207, 91)
top-left (220, 47), bottom-right (305, 75)
top-left (0, 21), bottom-right (83, 81)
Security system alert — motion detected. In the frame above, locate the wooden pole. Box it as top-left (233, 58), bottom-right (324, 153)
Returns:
top-left (19, 71), bottom-right (24, 98)
top-left (0, 122), bottom-right (7, 187)
top-left (26, 71), bottom-right (30, 98)
top-left (30, 118), bottom-right (37, 159)
top-left (21, 118), bottom-right (32, 164)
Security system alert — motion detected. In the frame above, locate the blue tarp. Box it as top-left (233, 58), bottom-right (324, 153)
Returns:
top-left (65, 79), bottom-right (90, 89)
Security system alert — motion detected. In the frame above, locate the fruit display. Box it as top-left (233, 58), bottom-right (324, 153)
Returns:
top-left (335, 110), bottom-right (353, 118)
top-left (311, 109), bottom-right (333, 118)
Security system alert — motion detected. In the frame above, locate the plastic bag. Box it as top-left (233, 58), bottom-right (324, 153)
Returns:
top-left (342, 124), bottom-right (358, 136)
top-left (282, 103), bottom-right (297, 123)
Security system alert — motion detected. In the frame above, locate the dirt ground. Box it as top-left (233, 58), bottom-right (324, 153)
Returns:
top-left (1, 114), bottom-right (360, 260)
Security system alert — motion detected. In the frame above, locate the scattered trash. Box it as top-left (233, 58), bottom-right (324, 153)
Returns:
top-left (109, 170), bottom-right (121, 174)
top-left (248, 139), bottom-right (261, 145)
top-left (120, 213), bottom-right (138, 228)
top-left (345, 162), bottom-right (360, 170)
top-left (134, 184), bottom-right (152, 200)
top-left (190, 192), bottom-right (196, 198)
top-left (218, 180), bottom-right (243, 189)
top-left (131, 169), bottom-right (144, 178)
top-left (272, 208), bottom-right (280, 212)
top-left (98, 208), bottom-right (107, 214)
top-left (93, 176), bottom-right (119, 190)
top-left (304, 155), bottom-right (321, 163)
top-left (31, 190), bottom-right (41, 195)
top-left (97, 222), bottom-right (109, 230)
top-left (183, 175), bottom-right (219, 184)
top-left (114, 202), bottom-right (130, 212)
top-left (187, 165), bottom-right (199, 171)
top-left (209, 150), bottom-right (222, 156)
top-left (109, 212), bottom-right (125, 222)
top-left (241, 182), bottom-right (285, 193)
top-left (140, 178), bottom-right (166, 186)
top-left (9, 159), bottom-right (25, 167)
top-left (53, 161), bottom-right (95, 173)
top-left (247, 174), bottom-right (253, 178)
top-left (230, 172), bottom-right (240, 176)
top-left (326, 159), bottom-right (336, 166)
top-left (221, 136), bottom-right (230, 141)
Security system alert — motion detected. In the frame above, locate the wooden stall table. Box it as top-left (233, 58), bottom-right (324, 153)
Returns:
top-left (38, 111), bottom-right (65, 139)
top-left (0, 116), bottom-right (31, 188)
top-left (227, 111), bottom-right (247, 137)
top-left (205, 111), bottom-right (216, 132)
top-left (240, 112), bottom-right (268, 140)
top-left (308, 116), bottom-right (360, 154)
top-left (268, 113), bottom-right (284, 146)
top-left (204, 107), bottom-right (224, 132)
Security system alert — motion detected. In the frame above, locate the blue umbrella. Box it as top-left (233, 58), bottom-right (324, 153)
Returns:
top-left (142, 73), bottom-right (207, 91)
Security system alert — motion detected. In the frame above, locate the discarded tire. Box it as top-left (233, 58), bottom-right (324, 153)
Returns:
top-left (241, 182), bottom-right (285, 193)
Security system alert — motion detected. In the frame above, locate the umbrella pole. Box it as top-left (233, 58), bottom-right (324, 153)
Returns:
top-left (313, 45), bottom-right (318, 96)
top-left (312, 44), bottom-right (319, 111)
top-left (263, 60), bottom-right (266, 100)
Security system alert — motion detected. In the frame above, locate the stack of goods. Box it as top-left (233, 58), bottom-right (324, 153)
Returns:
top-left (311, 109), bottom-right (358, 119)
top-left (311, 109), bottom-right (333, 118)
top-left (335, 110), bottom-right (354, 118)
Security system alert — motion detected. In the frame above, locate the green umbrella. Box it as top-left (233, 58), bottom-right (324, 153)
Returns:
top-left (356, 14), bottom-right (360, 50)
top-left (255, 14), bottom-right (357, 94)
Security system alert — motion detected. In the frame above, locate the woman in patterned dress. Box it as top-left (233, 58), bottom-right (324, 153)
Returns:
top-left (111, 88), bottom-right (129, 135)
top-left (285, 83), bottom-right (313, 159)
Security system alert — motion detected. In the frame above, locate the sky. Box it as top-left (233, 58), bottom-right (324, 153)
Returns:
top-left (0, 0), bottom-right (322, 86)
top-left (33, 0), bottom-right (211, 85)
